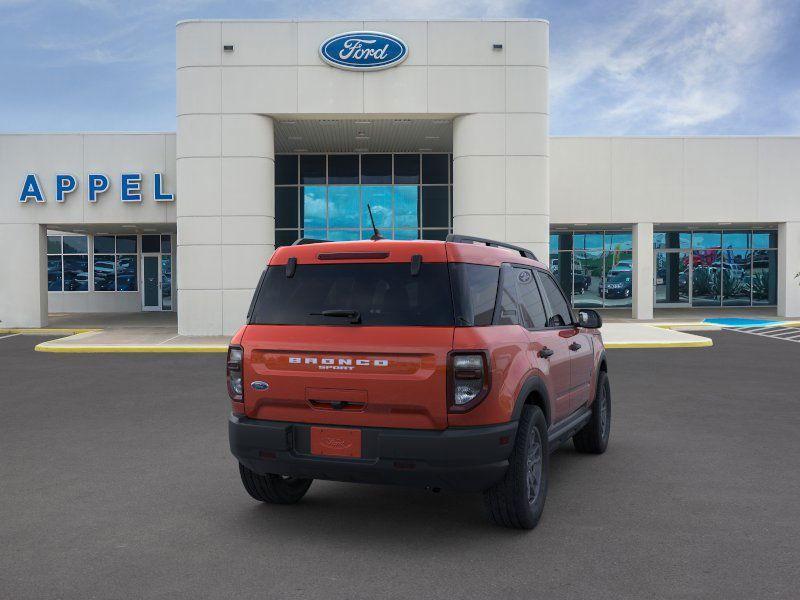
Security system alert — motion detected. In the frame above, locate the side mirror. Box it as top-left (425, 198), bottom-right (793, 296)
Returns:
top-left (577, 309), bottom-right (602, 329)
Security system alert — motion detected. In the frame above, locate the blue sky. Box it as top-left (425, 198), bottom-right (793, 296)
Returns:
top-left (1, 0), bottom-right (798, 135)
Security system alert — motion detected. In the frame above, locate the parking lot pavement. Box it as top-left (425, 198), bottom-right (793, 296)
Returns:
top-left (1, 332), bottom-right (799, 600)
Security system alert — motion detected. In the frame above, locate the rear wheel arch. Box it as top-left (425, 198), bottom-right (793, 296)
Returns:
top-left (512, 376), bottom-right (551, 426)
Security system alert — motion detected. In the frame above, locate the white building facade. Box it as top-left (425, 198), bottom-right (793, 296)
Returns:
top-left (1, 19), bottom-right (798, 334)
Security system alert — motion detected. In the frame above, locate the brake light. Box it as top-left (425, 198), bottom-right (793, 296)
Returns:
top-left (227, 345), bottom-right (243, 401)
top-left (448, 351), bottom-right (490, 412)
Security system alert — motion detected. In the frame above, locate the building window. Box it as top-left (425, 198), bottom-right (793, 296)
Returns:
top-left (93, 235), bottom-right (138, 292)
top-left (47, 235), bottom-right (89, 292)
top-left (654, 229), bottom-right (777, 307)
top-left (274, 153), bottom-right (454, 246)
top-left (549, 231), bottom-right (633, 308)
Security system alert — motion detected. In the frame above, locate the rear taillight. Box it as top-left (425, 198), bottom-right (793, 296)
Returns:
top-left (448, 351), bottom-right (490, 412)
top-left (227, 345), bottom-right (243, 401)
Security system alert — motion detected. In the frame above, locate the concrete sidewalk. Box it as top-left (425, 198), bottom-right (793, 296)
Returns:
top-left (33, 328), bottom-right (229, 353)
top-left (26, 323), bottom-right (713, 352)
top-left (600, 322), bottom-right (714, 348)
top-left (0, 311), bottom-right (718, 352)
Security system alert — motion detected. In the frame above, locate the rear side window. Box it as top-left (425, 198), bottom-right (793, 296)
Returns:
top-left (537, 271), bottom-right (573, 327)
top-left (449, 263), bottom-right (499, 326)
top-left (249, 263), bottom-right (454, 326)
top-left (514, 267), bottom-right (547, 329)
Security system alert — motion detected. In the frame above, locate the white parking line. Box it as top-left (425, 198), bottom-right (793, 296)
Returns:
top-left (0, 333), bottom-right (21, 341)
top-left (725, 326), bottom-right (800, 343)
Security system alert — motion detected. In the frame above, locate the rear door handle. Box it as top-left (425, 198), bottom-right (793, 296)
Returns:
top-left (538, 347), bottom-right (554, 359)
top-left (569, 342), bottom-right (582, 351)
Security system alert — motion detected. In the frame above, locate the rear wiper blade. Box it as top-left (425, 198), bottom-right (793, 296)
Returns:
top-left (310, 309), bottom-right (362, 324)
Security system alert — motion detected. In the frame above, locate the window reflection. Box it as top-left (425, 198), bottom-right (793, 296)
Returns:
top-left (116, 256), bottom-right (137, 291)
top-left (753, 249), bottom-right (777, 305)
top-left (394, 186), bottom-right (419, 228)
top-left (94, 255), bottom-right (116, 291)
top-left (327, 230), bottom-right (360, 241)
top-left (161, 255), bottom-right (172, 310)
top-left (722, 249), bottom-right (751, 306)
top-left (655, 251), bottom-right (690, 305)
top-left (47, 256), bottom-right (62, 291)
top-left (692, 231), bottom-right (721, 249)
top-left (275, 153), bottom-right (452, 246)
top-left (63, 255), bottom-right (89, 291)
top-left (573, 250), bottom-right (602, 308)
top-left (362, 186), bottom-right (392, 228)
top-left (604, 250), bottom-right (633, 307)
top-left (692, 250), bottom-right (721, 306)
top-left (394, 229), bottom-right (418, 240)
top-left (302, 186), bottom-right (326, 229)
top-left (652, 229), bottom-right (777, 307)
top-left (552, 231), bottom-right (632, 308)
top-left (328, 186), bottom-right (359, 228)
top-left (47, 235), bottom-right (88, 292)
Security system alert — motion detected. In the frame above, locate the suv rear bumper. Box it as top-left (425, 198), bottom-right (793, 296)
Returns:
top-left (229, 414), bottom-right (517, 492)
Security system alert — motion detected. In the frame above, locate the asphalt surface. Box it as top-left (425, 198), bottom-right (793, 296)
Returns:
top-left (1, 331), bottom-right (799, 599)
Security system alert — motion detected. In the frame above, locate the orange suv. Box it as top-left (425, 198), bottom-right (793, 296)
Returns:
top-left (228, 235), bottom-right (610, 529)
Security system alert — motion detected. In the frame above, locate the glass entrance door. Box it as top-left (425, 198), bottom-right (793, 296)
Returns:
top-left (142, 255), bottom-right (161, 311)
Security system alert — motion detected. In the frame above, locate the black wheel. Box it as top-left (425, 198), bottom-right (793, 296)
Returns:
top-left (484, 405), bottom-right (549, 529)
top-left (238, 463), bottom-right (312, 504)
top-left (573, 371), bottom-right (611, 454)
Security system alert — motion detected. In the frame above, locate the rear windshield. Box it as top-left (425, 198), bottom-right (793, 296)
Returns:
top-left (249, 263), bottom-right (455, 326)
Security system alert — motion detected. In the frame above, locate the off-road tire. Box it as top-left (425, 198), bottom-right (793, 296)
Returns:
top-left (573, 371), bottom-right (611, 454)
top-left (238, 464), bottom-right (312, 504)
top-left (483, 405), bottom-right (549, 529)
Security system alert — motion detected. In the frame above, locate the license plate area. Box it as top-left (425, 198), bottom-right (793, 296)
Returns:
top-left (310, 426), bottom-right (362, 458)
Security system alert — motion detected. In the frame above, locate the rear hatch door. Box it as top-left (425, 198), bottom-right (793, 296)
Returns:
top-left (242, 243), bottom-right (454, 430)
top-left (242, 326), bottom-right (452, 429)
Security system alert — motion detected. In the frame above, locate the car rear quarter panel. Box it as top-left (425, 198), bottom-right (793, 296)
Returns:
top-left (448, 326), bottom-right (532, 427)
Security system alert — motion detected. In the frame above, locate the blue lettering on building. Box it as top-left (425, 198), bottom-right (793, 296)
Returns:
top-left (17, 173), bottom-right (175, 204)
top-left (319, 31), bottom-right (408, 70)
top-left (153, 173), bottom-right (174, 202)
top-left (121, 173), bottom-right (142, 202)
top-left (87, 174), bottom-right (109, 203)
top-left (55, 174), bottom-right (77, 202)
top-left (19, 174), bottom-right (45, 203)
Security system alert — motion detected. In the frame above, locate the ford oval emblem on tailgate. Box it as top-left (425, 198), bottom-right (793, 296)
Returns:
top-left (251, 381), bottom-right (269, 390)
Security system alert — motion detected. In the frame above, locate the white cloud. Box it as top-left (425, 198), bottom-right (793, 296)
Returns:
top-left (551, 0), bottom-right (791, 133)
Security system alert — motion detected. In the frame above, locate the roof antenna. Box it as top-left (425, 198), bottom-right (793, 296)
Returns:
top-left (366, 204), bottom-right (384, 241)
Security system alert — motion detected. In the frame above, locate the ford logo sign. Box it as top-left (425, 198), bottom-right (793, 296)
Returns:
top-left (251, 381), bottom-right (269, 391)
top-left (319, 31), bottom-right (408, 71)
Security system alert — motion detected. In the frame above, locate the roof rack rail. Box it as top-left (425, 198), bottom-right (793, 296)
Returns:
top-left (291, 237), bottom-right (330, 246)
top-left (445, 234), bottom-right (537, 261)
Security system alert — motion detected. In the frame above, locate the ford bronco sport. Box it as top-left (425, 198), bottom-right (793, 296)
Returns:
top-left (228, 235), bottom-right (610, 529)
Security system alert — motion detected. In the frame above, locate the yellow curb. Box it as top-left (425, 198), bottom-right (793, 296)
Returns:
top-left (604, 338), bottom-right (713, 349)
top-left (35, 343), bottom-right (227, 353)
top-left (0, 328), bottom-right (101, 335)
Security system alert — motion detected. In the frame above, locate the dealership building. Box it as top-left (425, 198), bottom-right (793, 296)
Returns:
top-left (1, 19), bottom-right (799, 335)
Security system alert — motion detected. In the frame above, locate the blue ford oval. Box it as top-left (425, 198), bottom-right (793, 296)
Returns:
top-left (319, 31), bottom-right (408, 71)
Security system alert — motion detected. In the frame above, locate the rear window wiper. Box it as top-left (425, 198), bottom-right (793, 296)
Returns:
top-left (310, 309), bottom-right (362, 324)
